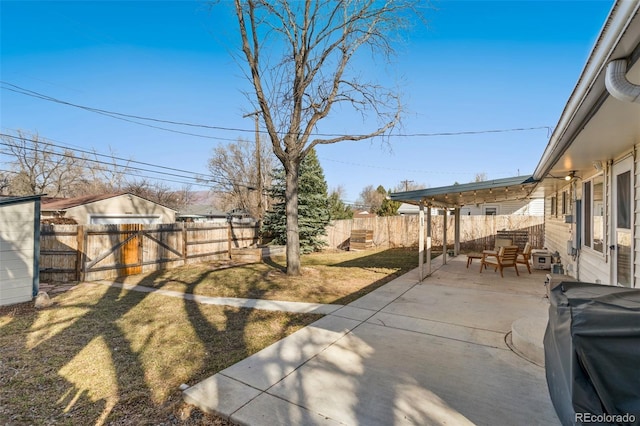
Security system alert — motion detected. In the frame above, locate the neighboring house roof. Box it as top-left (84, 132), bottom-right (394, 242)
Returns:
top-left (41, 192), bottom-right (177, 212)
top-left (390, 175), bottom-right (538, 208)
top-left (41, 193), bottom-right (124, 210)
top-left (177, 205), bottom-right (227, 218)
top-left (0, 194), bottom-right (43, 206)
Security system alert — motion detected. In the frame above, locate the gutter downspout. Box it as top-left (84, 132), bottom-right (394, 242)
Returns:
top-left (605, 58), bottom-right (640, 103)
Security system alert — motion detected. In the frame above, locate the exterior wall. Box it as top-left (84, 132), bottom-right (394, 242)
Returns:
top-left (0, 200), bottom-right (37, 306)
top-left (398, 199), bottom-right (543, 216)
top-left (64, 195), bottom-right (175, 224)
top-left (543, 188), bottom-right (573, 273)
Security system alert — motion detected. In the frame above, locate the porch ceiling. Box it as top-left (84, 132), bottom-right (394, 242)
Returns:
top-left (389, 175), bottom-right (539, 208)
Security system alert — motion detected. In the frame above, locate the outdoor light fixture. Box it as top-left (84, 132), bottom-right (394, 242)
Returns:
top-left (565, 171), bottom-right (575, 181)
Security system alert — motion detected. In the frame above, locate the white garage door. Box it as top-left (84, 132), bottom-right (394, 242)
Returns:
top-left (89, 215), bottom-right (161, 225)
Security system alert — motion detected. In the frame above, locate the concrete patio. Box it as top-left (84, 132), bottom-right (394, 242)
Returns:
top-left (183, 254), bottom-right (560, 425)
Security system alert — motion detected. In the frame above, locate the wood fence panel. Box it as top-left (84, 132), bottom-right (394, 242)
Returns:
top-left (323, 215), bottom-right (544, 252)
top-left (185, 224), bottom-right (229, 263)
top-left (141, 224), bottom-right (185, 273)
top-left (40, 224), bottom-right (78, 282)
top-left (40, 221), bottom-right (260, 282)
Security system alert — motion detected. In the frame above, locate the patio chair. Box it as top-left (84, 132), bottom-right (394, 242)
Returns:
top-left (479, 237), bottom-right (513, 265)
top-left (480, 245), bottom-right (520, 278)
top-left (516, 242), bottom-right (532, 274)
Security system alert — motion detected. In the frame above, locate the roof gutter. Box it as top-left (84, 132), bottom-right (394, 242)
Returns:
top-left (533, 0), bottom-right (640, 180)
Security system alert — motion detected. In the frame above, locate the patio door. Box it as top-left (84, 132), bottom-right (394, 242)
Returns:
top-left (612, 157), bottom-right (634, 287)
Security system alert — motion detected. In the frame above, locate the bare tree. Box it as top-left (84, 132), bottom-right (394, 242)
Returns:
top-left (120, 179), bottom-right (191, 210)
top-left (474, 172), bottom-right (488, 182)
top-left (81, 147), bottom-right (137, 195)
top-left (357, 184), bottom-right (386, 213)
top-left (0, 172), bottom-right (11, 195)
top-left (207, 137), bottom-right (276, 219)
top-left (230, 0), bottom-right (420, 274)
top-left (1, 130), bottom-right (87, 197)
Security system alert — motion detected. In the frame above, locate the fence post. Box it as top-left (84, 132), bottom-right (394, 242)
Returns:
top-left (76, 225), bottom-right (86, 282)
top-left (182, 222), bottom-right (188, 264)
top-left (227, 221), bottom-right (232, 259)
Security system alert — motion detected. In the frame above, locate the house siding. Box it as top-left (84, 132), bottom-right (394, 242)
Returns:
top-left (544, 196), bottom-right (573, 273)
top-left (0, 200), bottom-right (37, 305)
top-left (544, 185), bottom-right (578, 277)
top-left (399, 199), bottom-right (543, 216)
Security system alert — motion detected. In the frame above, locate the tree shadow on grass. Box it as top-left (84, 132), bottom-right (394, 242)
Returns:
top-left (328, 248), bottom-right (419, 305)
top-left (138, 268), bottom-right (321, 423)
top-left (0, 283), bottom-right (157, 425)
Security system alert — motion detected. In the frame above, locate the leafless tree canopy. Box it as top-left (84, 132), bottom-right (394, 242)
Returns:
top-left (1, 130), bottom-right (87, 197)
top-left (0, 131), bottom-right (194, 210)
top-left (231, 0), bottom-right (421, 274)
top-left (207, 137), bottom-right (276, 218)
top-left (234, 0), bottom-right (419, 161)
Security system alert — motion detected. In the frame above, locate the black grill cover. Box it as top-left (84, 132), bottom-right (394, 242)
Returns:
top-left (544, 282), bottom-right (640, 426)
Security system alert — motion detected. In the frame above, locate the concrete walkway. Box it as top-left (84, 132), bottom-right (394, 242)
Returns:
top-left (183, 255), bottom-right (560, 425)
top-left (94, 281), bottom-right (343, 315)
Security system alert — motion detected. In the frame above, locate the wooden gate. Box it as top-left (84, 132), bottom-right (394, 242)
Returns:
top-left (81, 224), bottom-right (185, 281)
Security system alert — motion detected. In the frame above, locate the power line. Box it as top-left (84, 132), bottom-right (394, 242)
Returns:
top-left (1, 81), bottom-right (553, 139)
top-left (0, 133), bottom-right (261, 190)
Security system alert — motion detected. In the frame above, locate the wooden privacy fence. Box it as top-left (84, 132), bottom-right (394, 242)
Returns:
top-left (40, 222), bottom-right (259, 282)
top-left (323, 215), bottom-right (544, 252)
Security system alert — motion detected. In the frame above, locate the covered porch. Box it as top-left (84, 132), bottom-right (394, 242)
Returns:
top-left (390, 175), bottom-right (541, 281)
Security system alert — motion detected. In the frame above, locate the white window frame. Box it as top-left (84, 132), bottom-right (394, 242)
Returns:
top-left (582, 174), bottom-right (605, 255)
top-left (483, 205), bottom-right (499, 216)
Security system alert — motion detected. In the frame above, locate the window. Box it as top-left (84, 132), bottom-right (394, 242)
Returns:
top-left (484, 206), bottom-right (497, 216)
top-left (561, 191), bottom-right (568, 215)
top-left (583, 176), bottom-right (604, 253)
top-left (550, 196), bottom-right (557, 217)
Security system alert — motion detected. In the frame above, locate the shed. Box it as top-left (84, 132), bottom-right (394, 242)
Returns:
top-left (0, 195), bottom-right (41, 306)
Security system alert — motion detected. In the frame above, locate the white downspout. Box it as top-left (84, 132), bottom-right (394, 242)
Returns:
top-left (605, 58), bottom-right (640, 104)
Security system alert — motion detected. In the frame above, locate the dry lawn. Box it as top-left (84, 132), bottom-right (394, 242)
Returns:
top-left (0, 248), bottom-right (418, 425)
top-left (114, 247), bottom-right (418, 305)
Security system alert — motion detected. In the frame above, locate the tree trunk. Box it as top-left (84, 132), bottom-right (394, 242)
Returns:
top-left (285, 159), bottom-right (301, 275)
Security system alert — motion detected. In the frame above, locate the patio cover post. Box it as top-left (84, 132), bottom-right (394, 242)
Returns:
top-left (442, 208), bottom-right (447, 265)
top-left (454, 207), bottom-right (461, 256)
top-left (418, 201), bottom-right (425, 281)
top-left (426, 205), bottom-right (432, 276)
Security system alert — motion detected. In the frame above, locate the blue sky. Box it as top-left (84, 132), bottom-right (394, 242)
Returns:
top-left (1, 0), bottom-right (614, 203)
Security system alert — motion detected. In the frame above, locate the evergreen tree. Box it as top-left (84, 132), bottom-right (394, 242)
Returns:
top-left (262, 149), bottom-right (330, 253)
top-left (377, 186), bottom-right (401, 216)
top-left (328, 189), bottom-right (354, 220)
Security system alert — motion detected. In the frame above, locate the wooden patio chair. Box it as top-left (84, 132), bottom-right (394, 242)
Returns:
top-left (516, 242), bottom-right (532, 274)
top-left (479, 245), bottom-right (520, 278)
top-left (479, 237), bottom-right (513, 266)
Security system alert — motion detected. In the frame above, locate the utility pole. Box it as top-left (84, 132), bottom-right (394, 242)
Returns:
top-left (400, 179), bottom-right (414, 191)
top-left (243, 111), bottom-right (263, 220)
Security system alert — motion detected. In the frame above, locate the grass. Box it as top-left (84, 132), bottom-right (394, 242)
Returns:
top-left (114, 247), bottom-right (419, 305)
top-left (0, 247), bottom-right (419, 425)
